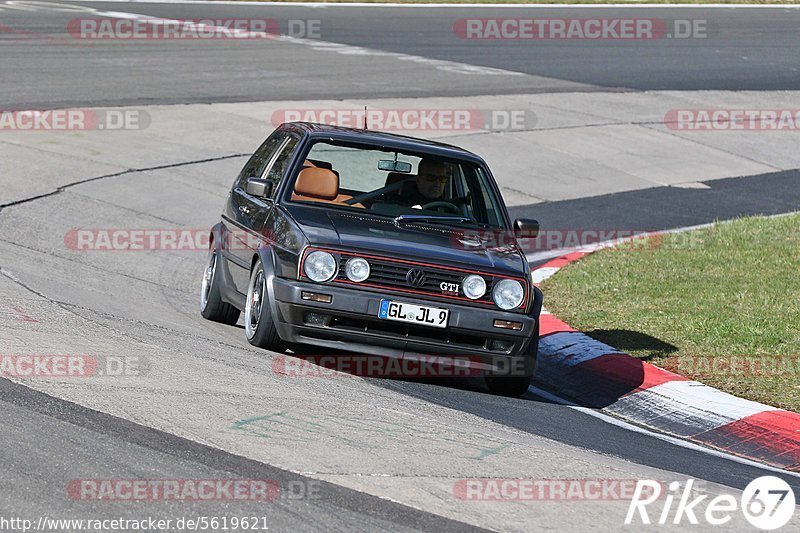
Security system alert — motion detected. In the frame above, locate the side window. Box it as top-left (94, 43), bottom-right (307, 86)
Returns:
top-left (473, 168), bottom-right (502, 227)
top-left (457, 167), bottom-right (502, 227)
top-left (261, 134), bottom-right (300, 198)
top-left (236, 132), bottom-right (288, 188)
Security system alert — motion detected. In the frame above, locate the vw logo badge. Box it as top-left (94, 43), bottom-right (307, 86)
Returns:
top-left (406, 269), bottom-right (427, 288)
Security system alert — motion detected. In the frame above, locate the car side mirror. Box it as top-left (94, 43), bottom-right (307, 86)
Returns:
top-left (514, 218), bottom-right (539, 239)
top-left (246, 177), bottom-right (272, 198)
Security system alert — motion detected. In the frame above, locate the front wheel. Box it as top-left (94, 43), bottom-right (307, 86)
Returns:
top-left (244, 259), bottom-right (283, 350)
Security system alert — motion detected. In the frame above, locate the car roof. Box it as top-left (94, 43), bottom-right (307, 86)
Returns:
top-left (282, 122), bottom-right (484, 162)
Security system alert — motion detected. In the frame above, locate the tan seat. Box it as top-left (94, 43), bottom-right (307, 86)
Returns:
top-left (291, 167), bottom-right (363, 208)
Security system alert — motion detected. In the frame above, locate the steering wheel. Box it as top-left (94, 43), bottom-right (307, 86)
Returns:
top-left (421, 201), bottom-right (460, 214)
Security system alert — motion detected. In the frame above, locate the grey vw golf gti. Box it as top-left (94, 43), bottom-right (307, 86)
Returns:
top-left (200, 122), bottom-right (542, 396)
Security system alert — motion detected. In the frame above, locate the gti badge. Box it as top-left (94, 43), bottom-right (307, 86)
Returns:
top-left (440, 281), bottom-right (460, 294)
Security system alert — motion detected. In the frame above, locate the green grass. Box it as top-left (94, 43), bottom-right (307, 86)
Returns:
top-left (541, 214), bottom-right (800, 411)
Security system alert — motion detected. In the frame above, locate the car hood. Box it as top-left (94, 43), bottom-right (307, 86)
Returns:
top-left (286, 205), bottom-right (527, 277)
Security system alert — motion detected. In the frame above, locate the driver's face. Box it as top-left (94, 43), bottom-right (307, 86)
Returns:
top-left (417, 166), bottom-right (448, 200)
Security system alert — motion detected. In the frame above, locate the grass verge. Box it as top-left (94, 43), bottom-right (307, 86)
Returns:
top-left (540, 213), bottom-right (800, 412)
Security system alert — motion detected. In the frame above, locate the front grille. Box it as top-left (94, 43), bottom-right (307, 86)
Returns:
top-left (300, 247), bottom-right (529, 311)
top-left (336, 255), bottom-right (496, 305)
top-left (345, 258), bottom-right (494, 299)
top-left (334, 254), bottom-right (514, 308)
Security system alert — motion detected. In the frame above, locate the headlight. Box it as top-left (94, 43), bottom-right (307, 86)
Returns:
top-left (304, 251), bottom-right (337, 282)
top-left (462, 274), bottom-right (486, 300)
top-left (492, 279), bottom-right (524, 310)
top-left (345, 257), bottom-right (370, 282)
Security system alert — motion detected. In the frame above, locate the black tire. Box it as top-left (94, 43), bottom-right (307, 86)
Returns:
top-left (244, 258), bottom-right (283, 350)
top-left (200, 248), bottom-right (240, 325)
top-left (484, 322), bottom-right (539, 397)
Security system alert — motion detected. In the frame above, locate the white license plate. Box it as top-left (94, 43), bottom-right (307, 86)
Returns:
top-left (378, 299), bottom-right (449, 328)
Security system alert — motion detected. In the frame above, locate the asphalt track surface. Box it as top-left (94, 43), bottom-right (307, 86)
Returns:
top-left (0, 378), bottom-right (484, 532)
top-left (2, 1), bottom-right (800, 531)
top-left (1, 1), bottom-right (800, 108)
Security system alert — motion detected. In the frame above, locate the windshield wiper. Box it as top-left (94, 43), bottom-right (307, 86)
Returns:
top-left (394, 214), bottom-right (474, 226)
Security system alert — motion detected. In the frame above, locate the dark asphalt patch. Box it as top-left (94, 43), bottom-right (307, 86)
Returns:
top-left (510, 169), bottom-right (800, 231)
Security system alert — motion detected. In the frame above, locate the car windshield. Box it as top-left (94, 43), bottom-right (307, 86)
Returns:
top-left (286, 140), bottom-right (505, 228)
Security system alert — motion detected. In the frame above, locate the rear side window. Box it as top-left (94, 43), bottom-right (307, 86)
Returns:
top-left (262, 135), bottom-right (300, 198)
top-left (236, 132), bottom-right (288, 188)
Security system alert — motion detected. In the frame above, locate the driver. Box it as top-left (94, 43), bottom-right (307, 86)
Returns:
top-left (399, 159), bottom-right (450, 208)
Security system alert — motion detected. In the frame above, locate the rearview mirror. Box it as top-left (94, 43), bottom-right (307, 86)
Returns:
top-left (246, 177), bottom-right (272, 198)
top-left (514, 218), bottom-right (539, 239)
top-left (378, 160), bottom-right (412, 173)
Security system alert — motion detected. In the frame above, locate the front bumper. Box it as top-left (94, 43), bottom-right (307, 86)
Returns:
top-left (269, 277), bottom-right (538, 374)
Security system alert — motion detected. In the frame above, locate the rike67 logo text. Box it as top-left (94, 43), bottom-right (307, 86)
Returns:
top-left (626, 477), bottom-right (795, 530)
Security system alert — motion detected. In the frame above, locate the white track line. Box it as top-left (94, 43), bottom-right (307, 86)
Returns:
top-left (93, 9), bottom-right (525, 76)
